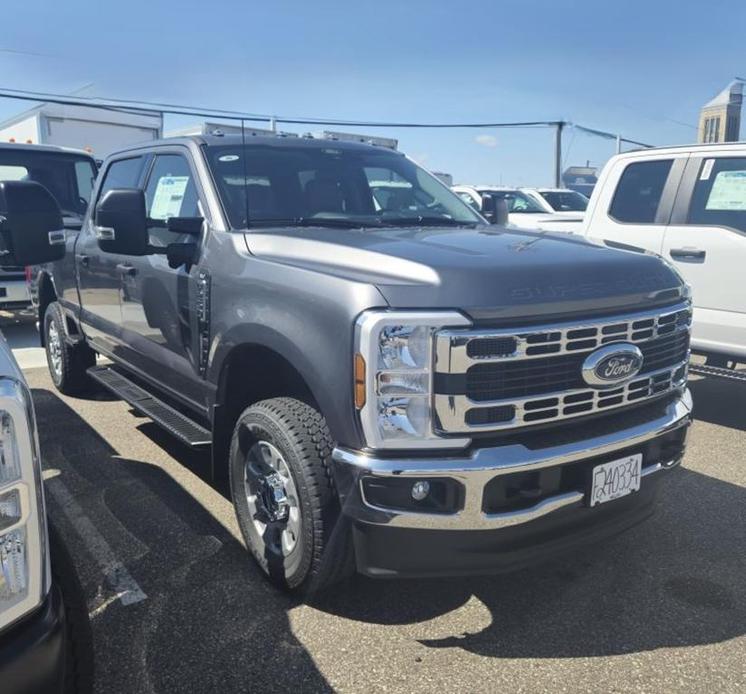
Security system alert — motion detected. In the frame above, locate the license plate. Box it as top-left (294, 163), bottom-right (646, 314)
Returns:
top-left (589, 453), bottom-right (642, 507)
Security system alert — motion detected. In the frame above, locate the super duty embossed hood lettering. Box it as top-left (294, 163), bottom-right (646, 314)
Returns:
top-left (245, 224), bottom-right (684, 319)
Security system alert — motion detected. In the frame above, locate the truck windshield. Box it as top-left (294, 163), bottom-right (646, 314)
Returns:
top-left (540, 190), bottom-right (589, 212)
top-left (0, 149), bottom-right (97, 220)
top-left (204, 143), bottom-right (483, 229)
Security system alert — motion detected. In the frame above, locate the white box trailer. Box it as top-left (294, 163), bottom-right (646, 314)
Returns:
top-left (0, 103), bottom-right (162, 159)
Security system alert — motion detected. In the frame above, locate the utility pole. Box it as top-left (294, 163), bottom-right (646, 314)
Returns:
top-left (554, 121), bottom-right (565, 187)
top-left (616, 134), bottom-right (622, 153)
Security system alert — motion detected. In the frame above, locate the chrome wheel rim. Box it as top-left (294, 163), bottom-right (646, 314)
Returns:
top-left (47, 321), bottom-right (62, 378)
top-left (244, 440), bottom-right (301, 556)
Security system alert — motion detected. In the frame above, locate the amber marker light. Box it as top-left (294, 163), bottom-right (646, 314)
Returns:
top-left (354, 353), bottom-right (366, 409)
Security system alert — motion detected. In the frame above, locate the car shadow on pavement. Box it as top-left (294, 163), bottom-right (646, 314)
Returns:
top-left (314, 465), bottom-right (746, 659)
top-left (688, 375), bottom-right (746, 431)
top-left (31, 387), bottom-right (333, 694)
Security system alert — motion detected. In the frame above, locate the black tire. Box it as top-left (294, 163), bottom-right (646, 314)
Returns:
top-left (44, 302), bottom-right (96, 395)
top-left (49, 523), bottom-right (94, 694)
top-left (228, 397), bottom-right (354, 595)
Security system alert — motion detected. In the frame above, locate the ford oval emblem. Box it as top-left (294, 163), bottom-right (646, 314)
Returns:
top-left (581, 343), bottom-right (644, 388)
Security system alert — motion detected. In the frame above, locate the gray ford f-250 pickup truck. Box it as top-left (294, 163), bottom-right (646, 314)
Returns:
top-left (31, 134), bottom-right (693, 593)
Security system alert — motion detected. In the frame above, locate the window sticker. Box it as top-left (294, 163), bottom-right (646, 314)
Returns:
top-left (700, 158), bottom-right (715, 181)
top-left (705, 170), bottom-right (746, 211)
top-left (150, 176), bottom-right (189, 219)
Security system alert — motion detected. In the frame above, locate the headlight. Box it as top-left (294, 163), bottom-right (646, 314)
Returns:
top-left (0, 380), bottom-right (48, 633)
top-left (354, 311), bottom-right (472, 450)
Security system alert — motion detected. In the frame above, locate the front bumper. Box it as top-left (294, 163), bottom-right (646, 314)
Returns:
top-left (332, 390), bottom-right (692, 577)
top-left (0, 586), bottom-right (66, 694)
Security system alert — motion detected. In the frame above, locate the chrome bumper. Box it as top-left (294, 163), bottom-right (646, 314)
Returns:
top-left (333, 390), bottom-right (692, 531)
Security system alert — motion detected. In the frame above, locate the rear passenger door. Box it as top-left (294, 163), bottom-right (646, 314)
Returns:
top-left (586, 155), bottom-right (686, 252)
top-left (663, 153), bottom-right (746, 357)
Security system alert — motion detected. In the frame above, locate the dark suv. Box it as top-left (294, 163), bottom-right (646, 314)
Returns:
top-left (32, 134), bottom-right (692, 593)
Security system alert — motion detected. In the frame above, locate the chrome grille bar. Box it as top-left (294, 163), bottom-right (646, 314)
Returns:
top-left (435, 301), bottom-right (692, 371)
top-left (433, 301), bottom-right (692, 435)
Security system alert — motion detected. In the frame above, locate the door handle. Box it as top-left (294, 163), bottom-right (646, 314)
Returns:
top-left (670, 248), bottom-right (706, 262)
top-left (75, 254), bottom-right (90, 267)
top-left (116, 263), bottom-right (137, 277)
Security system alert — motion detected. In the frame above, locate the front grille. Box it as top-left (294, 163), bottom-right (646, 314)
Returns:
top-left (434, 301), bottom-right (691, 434)
top-left (460, 330), bottom-right (689, 402)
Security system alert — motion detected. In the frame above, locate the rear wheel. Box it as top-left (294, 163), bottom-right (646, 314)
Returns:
top-left (228, 397), bottom-right (354, 595)
top-left (44, 302), bottom-right (96, 395)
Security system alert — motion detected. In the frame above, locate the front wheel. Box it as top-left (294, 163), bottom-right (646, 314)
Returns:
top-left (44, 302), bottom-right (96, 395)
top-left (228, 397), bottom-right (354, 595)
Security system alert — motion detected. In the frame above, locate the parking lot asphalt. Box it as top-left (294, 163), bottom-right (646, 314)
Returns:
top-left (4, 318), bottom-right (745, 693)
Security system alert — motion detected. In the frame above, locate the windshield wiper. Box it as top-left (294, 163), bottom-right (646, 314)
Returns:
top-left (248, 217), bottom-right (378, 229)
top-left (379, 216), bottom-right (476, 227)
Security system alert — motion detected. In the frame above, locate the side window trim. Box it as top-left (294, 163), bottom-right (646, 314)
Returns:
top-left (654, 157), bottom-right (687, 225)
top-left (670, 156), bottom-right (702, 225)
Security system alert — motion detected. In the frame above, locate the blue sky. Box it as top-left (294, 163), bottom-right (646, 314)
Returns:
top-left (2, 0), bottom-right (745, 185)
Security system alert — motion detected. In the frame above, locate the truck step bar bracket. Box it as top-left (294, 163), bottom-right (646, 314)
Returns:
top-left (87, 366), bottom-right (211, 447)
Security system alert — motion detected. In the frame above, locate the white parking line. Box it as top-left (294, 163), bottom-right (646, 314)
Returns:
top-left (46, 476), bottom-right (147, 608)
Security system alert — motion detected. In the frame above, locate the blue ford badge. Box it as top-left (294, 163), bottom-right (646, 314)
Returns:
top-left (581, 343), bottom-right (644, 388)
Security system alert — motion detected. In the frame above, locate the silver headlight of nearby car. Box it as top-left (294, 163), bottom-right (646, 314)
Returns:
top-left (354, 310), bottom-right (472, 450)
top-left (0, 379), bottom-right (49, 633)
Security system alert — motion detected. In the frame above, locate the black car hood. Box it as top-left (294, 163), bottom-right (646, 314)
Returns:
top-left (244, 225), bottom-right (685, 323)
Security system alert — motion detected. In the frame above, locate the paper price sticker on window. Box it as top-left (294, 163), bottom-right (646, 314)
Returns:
top-left (705, 170), bottom-right (746, 211)
top-left (150, 176), bottom-right (189, 219)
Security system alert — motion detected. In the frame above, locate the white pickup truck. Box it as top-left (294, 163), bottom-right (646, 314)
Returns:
top-left (452, 185), bottom-right (585, 233)
top-left (581, 143), bottom-right (746, 367)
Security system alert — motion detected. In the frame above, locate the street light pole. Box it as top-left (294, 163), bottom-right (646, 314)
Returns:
top-left (554, 121), bottom-right (565, 187)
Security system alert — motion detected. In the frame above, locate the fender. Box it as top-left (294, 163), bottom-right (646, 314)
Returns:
top-left (208, 320), bottom-right (363, 449)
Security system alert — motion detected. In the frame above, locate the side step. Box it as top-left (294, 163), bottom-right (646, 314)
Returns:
top-left (87, 366), bottom-right (211, 447)
top-left (689, 363), bottom-right (746, 383)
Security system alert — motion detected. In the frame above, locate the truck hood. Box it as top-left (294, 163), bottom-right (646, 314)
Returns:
top-left (244, 225), bottom-right (685, 323)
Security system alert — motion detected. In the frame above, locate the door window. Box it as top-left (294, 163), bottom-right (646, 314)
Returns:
top-left (144, 154), bottom-right (201, 247)
top-left (608, 160), bottom-right (673, 224)
top-left (98, 156), bottom-right (146, 200)
top-left (687, 157), bottom-right (746, 233)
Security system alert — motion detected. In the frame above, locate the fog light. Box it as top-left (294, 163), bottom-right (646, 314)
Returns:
top-left (411, 480), bottom-right (430, 501)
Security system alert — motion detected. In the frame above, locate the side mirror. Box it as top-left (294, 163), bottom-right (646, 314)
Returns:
top-left (94, 189), bottom-right (149, 256)
top-left (493, 197), bottom-right (509, 226)
top-left (480, 194), bottom-right (509, 226)
top-left (0, 181), bottom-right (66, 266)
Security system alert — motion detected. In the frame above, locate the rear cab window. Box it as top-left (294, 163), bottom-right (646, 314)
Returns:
top-left (687, 157), bottom-right (746, 233)
top-left (609, 160), bottom-right (673, 224)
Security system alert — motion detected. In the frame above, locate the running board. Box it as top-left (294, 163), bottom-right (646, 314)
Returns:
top-left (689, 363), bottom-right (746, 383)
top-left (87, 366), bottom-right (211, 447)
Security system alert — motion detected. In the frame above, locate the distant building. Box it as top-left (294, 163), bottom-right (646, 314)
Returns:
top-left (432, 171), bottom-right (453, 186)
top-left (698, 81), bottom-right (742, 143)
top-left (562, 165), bottom-right (598, 198)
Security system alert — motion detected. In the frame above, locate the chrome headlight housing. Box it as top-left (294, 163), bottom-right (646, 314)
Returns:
top-left (354, 310), bottom-right (472, 450)
top-left (0, 378), bottom-right (49, 633)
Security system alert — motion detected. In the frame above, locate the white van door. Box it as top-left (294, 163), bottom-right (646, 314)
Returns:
top-left (662, 153), bottom-right (746, 359)
top-left (584, 155), bottom-right (686, 252)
